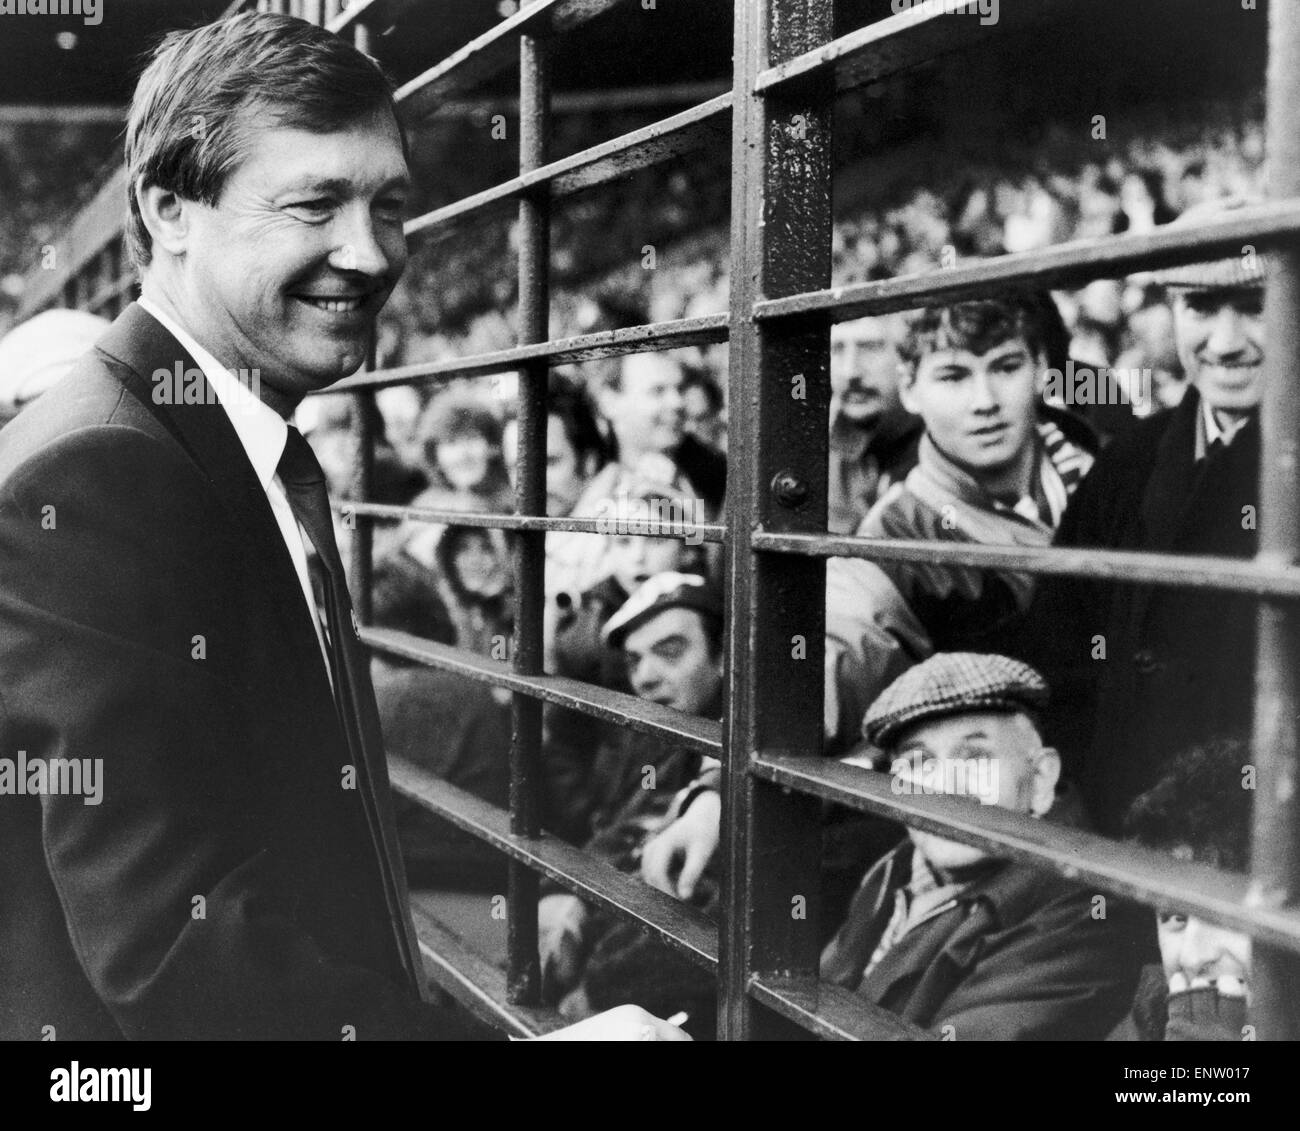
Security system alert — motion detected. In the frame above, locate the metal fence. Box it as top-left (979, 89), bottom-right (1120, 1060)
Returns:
top-left (20, 0), bottom-right (1300, 1041)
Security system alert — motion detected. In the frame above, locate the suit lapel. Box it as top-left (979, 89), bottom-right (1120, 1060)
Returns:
top-left (1139, 388), bottom-right (1203, 556)
top-left (98, 305), bottom-right (426, 996)
top-left (95, 305), bottom-right (335, 705)
top-left (1131, 389), bottom-right (1207, 633)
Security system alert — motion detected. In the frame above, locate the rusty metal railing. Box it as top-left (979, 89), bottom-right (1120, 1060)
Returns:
top-left (21, 0), bottom-right (1300, 1041)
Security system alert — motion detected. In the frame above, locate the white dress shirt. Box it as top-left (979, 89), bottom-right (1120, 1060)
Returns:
top-left (1198, 398), bottom-right (1251, 461)
top-left (136, 294), bottom-right (333, 678)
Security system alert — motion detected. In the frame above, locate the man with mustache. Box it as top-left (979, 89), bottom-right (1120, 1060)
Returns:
top-left (827, 314), bottom-right (921, 535)
top-left (0, 11), bottom-right (684, 1042)
top-left (1017, 197), bottom-right (1267, 835)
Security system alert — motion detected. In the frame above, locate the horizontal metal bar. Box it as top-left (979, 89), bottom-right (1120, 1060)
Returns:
top-left (753, 532), bottom-right (1300, 599)
top-left (324, 313), bottom-right (729, 392)
top-left (749, 975), bottom-right (933, 1041)
top-left (409, 901), bottom-right (569, 1038)
top-left (336, 499), bottom-right (725, 543)
top-left (407, 94), bottom-right (731, 243)
top-left (389, 759), bottom-right (718, 969)
top-left (753, 754), bottom-right (1300, 955)
top-left (756, 0), bottom-right (1071, 96)
top-left (396, 0), bottom-right (625, 120)
top-left (365, 627), bottom-right (722, 755)
top-left (756, 201), bottom-right (1300, 322)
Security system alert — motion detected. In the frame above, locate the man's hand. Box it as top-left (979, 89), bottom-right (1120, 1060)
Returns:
top-left (534, 1004), bottom-right (692, 1041)
top-left (538, 893), bottom-right (589, 995)
top-left (640, 790), bottom-right (721, 900)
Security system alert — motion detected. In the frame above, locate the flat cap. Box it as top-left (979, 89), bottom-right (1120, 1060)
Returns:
top-left (863, 652), bottom-right (1049, 749)
top-left (603, 571), bottom-right (721, 650)
top-left (1149, 195), bottom-right (1268, 290)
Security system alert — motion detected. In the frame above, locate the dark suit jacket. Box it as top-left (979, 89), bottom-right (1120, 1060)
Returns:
top-left (0, 303), bottom-right (470, 1040)
top-left (821, 840), bottom-right (1151, 1040)
top-left (1015, 388), bottom-right (1259, 833)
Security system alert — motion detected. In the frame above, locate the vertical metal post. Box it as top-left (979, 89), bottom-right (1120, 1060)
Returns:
top-left (302, 0), bottom-right (323, 26)
top-left (507, 0), bottom-right (551, 1006)
top-left (348, 17), bottom-right (376, 624)
top-left (1252, 0), bottom-right (1300, 1043)
top-left (722, 0), bottom-right (834, 1040)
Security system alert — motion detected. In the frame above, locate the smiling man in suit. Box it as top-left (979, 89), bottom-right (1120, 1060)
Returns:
top-left (0, 11), bottom-right (684, 1043)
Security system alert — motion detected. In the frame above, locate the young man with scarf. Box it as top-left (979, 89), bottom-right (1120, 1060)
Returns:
top-left (823, 293), bottom-right (1098, 751)
top-left (639, 293), bottom-right (1098, 908)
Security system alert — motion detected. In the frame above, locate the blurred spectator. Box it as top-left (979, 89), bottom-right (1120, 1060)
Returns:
top-left (377, 384), bottom-right (427, 478)
top-left (1076, 171), bottom-right (1126, 241)
top-left (589, 350), bottom-right (726, 519)
top-left (402, 387), bottom-right (512, 570)
top-left (415, 387), bottom-right (512, 513)
top-left (1113, 736), bottom-right (1259, 1041)
top-left (1117, 169), bottom-right (1178, 235)
top-left (1115, 289), bottom-right (1187, 415)
top-left (828, 313), bottom-right (921, 534)
top-left (679, 363), bottom-right (726, 453)
top-left (433, 524), bottom-right (513, 658)
top-left (543, 473), bottom-right (709, 843)
top-left (369, 553), bottom-right (510, 891)
top-left (501, 371), bottom-right (609, 517)
top-left (0, 309), bottom-right (110, 427)
top-left (539, 573), bottom-right (724, 1038)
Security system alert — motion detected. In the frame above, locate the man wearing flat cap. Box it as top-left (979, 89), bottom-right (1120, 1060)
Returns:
top-left (538, 572), bottom-right (726, 1037)
top-left (1016, 195), bottom-right (1268, 835)
top-left (820, 653), bottom-right (1151, 1040)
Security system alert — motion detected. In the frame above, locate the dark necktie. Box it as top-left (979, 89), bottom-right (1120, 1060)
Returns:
top-left (276, 425), bottom-right (425, 996)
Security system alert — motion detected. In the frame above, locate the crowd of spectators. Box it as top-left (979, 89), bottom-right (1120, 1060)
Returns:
top-left (0, 115), bottom-right (1275, 1041)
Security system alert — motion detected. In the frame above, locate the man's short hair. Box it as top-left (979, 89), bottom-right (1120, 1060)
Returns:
top-left (125, 11), bottom-right (403, 271)
top-left (899, 291), bottom-right (1070, 374)
top-left (1123, 735), bottom-right (1253, 873)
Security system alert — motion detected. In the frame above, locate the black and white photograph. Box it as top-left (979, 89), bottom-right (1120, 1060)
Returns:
top-left (0, 0), bottom-right (1294, 1105)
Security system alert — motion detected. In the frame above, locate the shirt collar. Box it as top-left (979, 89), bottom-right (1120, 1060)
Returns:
top-left (1197, 397), bottom-right (1251, 461)
top-left (137, 294), bottom-right (287, 491)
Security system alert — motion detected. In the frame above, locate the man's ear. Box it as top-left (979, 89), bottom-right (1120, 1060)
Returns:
top-left (136, 179), bottom-right (193, 259)
top-left (1030, 746), bottom-right (1062, 817)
